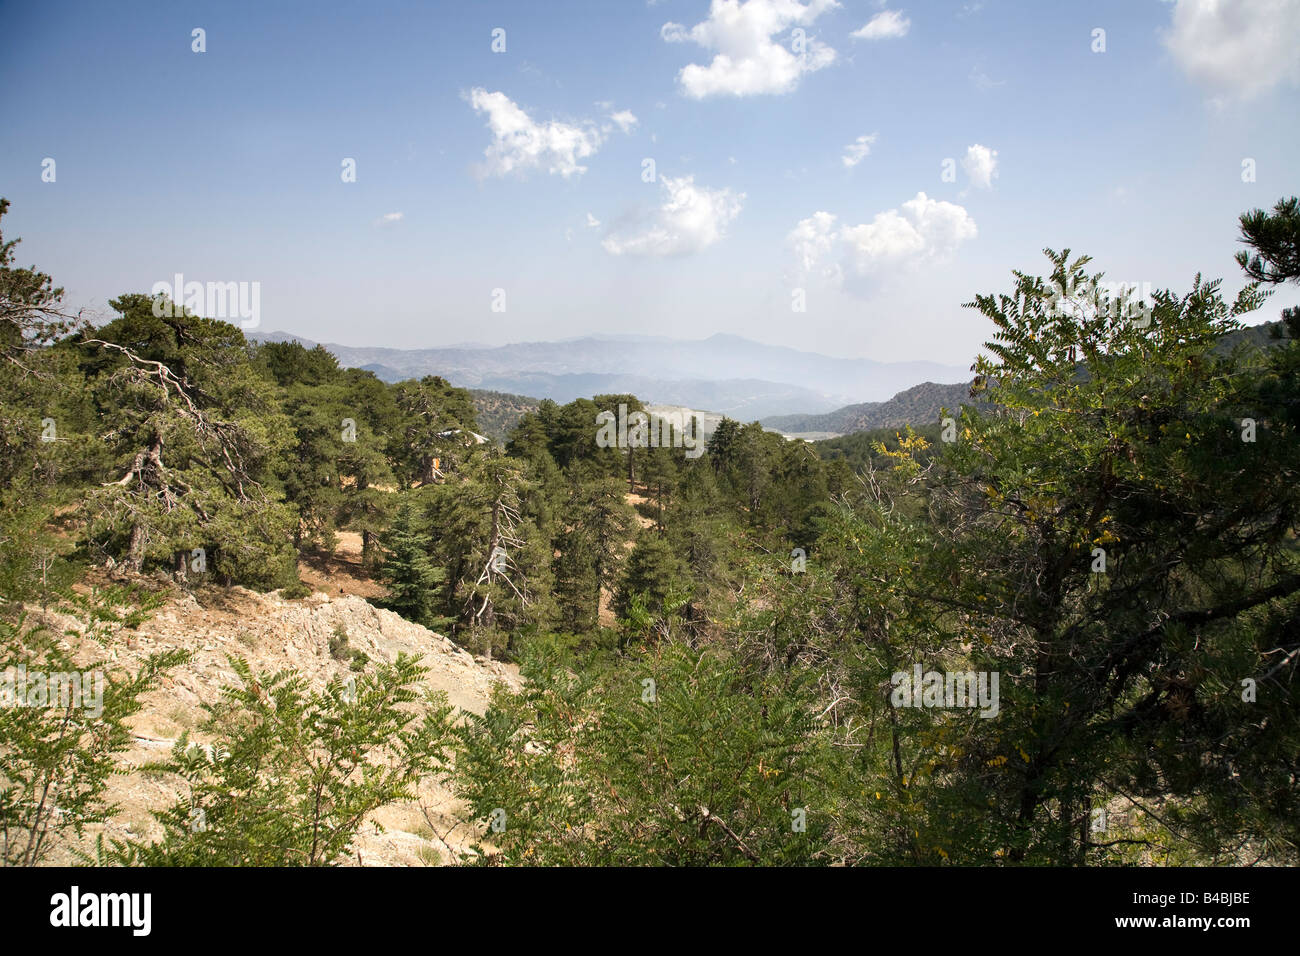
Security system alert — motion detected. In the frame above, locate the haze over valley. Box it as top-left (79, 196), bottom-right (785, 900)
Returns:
top-left (249, 329), bottom-right (969, 420)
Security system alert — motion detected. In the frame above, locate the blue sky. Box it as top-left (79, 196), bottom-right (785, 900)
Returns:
top-left (1, 0), bottom-right (1297, 366)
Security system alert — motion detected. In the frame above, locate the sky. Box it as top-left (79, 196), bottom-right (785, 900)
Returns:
top-left (1, 0), bottom-right (1298, 367)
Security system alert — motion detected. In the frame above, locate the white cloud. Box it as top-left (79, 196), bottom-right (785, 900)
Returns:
top-left (788, 211), bottom-right (840, 275)
top-left (791, 192), bottom-right (976, 278)
top-left (609, 109), bottom-right (639, 133)
top-left (661, 21), bottom-right (691, 43)
top-left (851, 9), bottom-right (910, 40)
top-left (841, 192), bottom-right (976, 271)
top-left (466, 88), bottom-right (605, 179)
top-left (961, 143), bottom-right (998, 189)
top-left (376, 212), bottom-right (404, 225)
top-left (1162, 0), bottom-right (1300, 102)
top-left (603, 175), bottom-right (744, 257)
top-left (969, 65), bottom-right (1004, 91)
top-left (586, 212), bottom-right (601, 228)
top-left (661, 0), bottom-right (840, 99)
top-left (841, 132), bottom-right (877, 167)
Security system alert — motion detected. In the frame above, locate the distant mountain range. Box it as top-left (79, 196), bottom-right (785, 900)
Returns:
top-left (250, 317), bottom-right (1292, 442)
top-left (762, 381), bottom-right (981, 435)
top-left (248, 331), bottom-right (969, 421)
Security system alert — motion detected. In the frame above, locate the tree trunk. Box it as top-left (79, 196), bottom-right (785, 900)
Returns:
top-left (126, 434), bottom-right (165, 571)
top-left (127, 522), bottom-right (147, 572)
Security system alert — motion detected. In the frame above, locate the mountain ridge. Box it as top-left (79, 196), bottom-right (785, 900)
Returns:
top-left (247, 330), bottom-right (969, 419)
top-left (762, 380), bottom-right (981, 435)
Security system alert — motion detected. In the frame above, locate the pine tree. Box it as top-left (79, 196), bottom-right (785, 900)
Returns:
top-left (1236, 196), bottom-right (1300, 284)
top-left (76, 294), bottom-right (298, 587)
top-left (379, 499), bottom-right (440, 624)
top-left (615, 527), bottom-right (687, 624)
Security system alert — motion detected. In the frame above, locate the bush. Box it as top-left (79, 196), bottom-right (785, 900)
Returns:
top-left (101, 653), bottom-right (456, 866)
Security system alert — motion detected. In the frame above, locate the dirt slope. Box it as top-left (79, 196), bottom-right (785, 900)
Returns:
top-left (38, 581), bottom-right (518, 866)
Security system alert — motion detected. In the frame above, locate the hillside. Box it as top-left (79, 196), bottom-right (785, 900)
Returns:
top-left (762, 380), bottom-right (977, 436)
top-left (467, 388), bottom-right (541, 443)
top-left (33, 572), bottom-right (518, 867)
top-left (1217, 315), bottom-right (1296, 352)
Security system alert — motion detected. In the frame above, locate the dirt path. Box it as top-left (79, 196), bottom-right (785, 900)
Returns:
top-left (297, 530), bottom-right (388, 600)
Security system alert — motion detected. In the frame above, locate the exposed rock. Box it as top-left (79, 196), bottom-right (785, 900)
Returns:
top-left (39, 582), bottom-right (519, 866)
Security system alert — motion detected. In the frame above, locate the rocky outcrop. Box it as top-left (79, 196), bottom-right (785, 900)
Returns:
top-left (40, 582), bottom-right (518, 866)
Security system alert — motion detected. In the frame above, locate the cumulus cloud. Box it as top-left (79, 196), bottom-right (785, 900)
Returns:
top-left (609, 109), bottom-right (639, 133)
top-left (661, 0), bottom-right (840, 98)
top-left (851, 9), bottom-right (910, 40)
top-left (466, 88), bottom-right (605, 179)
top-left (789, 192), bottom-right (976, 278)
top-left (788, 211), bottom-right (840, 276)
top-left (840, 192), bottom-right (976, 271)
top-left (586, 212), bottom-right (601, 228)
top-left (961, 143), bottom-right (998, 189)
top-left (603, 175), bottom-right (745, 257)
top-left (842, 132), bottom-right (877, 167)
top-left (1162, 0), bottom-right (1300, 102)
top-left (376, 212), bottom-right (404, 225)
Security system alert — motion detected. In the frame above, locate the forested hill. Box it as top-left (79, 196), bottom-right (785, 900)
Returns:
top-left (466, 388), bottom-right (540, 443)
top-left (1216, 315), bottom-right (1295, 352)
top-left (761, 380), bottom-right (977, 435)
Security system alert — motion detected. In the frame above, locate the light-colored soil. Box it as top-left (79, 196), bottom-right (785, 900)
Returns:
top-left (297, 531), bottom-right (388, 600)
top-left (624, 492), bottom-right (658, 530)
top-left (32, 564), bottom-right (518, 867)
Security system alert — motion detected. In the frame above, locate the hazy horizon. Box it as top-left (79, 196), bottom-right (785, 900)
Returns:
top-left (248, 325), bottom-right (974, 367)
